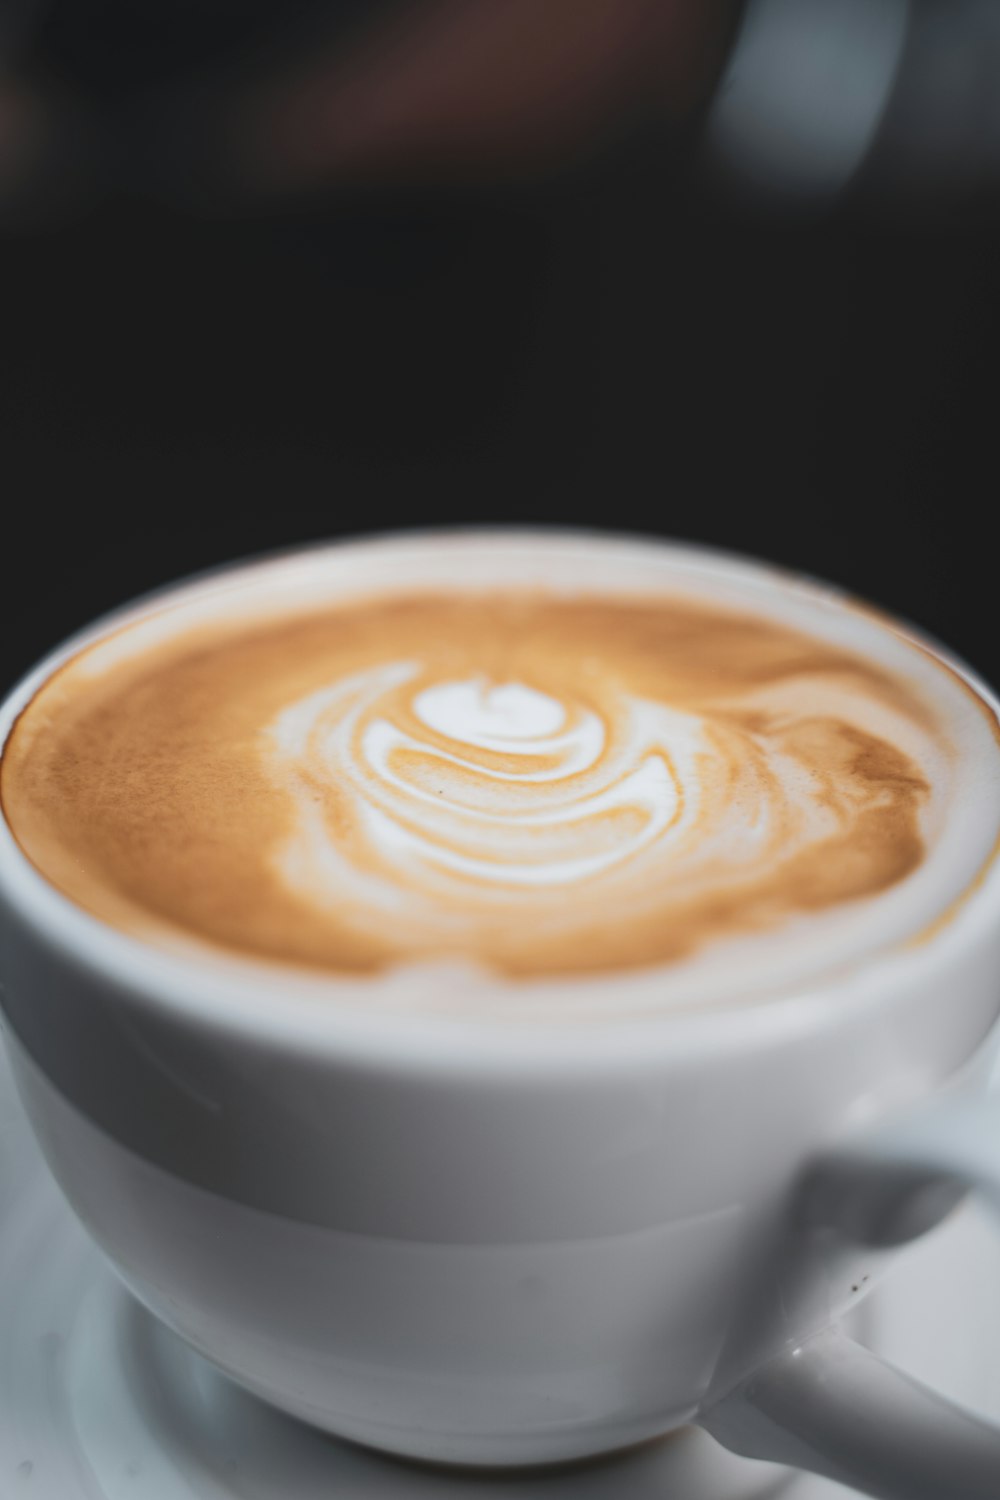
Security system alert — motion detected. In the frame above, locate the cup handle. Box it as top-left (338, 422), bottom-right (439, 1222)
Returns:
top-left (700, 1093), bottom-right (1000, 1500)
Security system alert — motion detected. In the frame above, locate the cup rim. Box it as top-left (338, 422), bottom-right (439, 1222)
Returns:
top-left (3, 525), bottom-right (1000, 1077)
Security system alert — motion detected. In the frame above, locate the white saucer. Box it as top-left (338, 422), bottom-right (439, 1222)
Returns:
top-left (3, 1038), bottom-right (1000, 1500)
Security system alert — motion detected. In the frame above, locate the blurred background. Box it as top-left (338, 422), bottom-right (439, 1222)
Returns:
top-left (2, 0), bottom-right (999, 695)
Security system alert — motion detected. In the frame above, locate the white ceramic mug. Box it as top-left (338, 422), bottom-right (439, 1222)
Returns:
top-left (3, 532), bottom-right (1000, 1500)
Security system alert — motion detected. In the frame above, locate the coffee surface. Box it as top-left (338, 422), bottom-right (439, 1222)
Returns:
top-left (0, 580), bottom-right (964, 980)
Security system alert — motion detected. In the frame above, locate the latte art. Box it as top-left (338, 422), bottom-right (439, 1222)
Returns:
top-left (270, 667), bottom-right (694, 908)
top-left (261, 642), bottom-right (932, 966)
top-left (4, 536), bottom-right (997, 1000)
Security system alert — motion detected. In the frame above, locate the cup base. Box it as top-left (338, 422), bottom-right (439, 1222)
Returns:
top-left (0, 1032), bottom-right (794, 1499)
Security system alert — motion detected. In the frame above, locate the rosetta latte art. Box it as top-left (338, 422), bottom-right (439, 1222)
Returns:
top-left (263, 649), bottom-right (927, 966)
top-left (269, 666), bottom-right (697, 902)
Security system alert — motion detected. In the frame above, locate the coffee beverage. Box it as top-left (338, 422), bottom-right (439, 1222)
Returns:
top-left (3, 534), bottom-right (999, 1002)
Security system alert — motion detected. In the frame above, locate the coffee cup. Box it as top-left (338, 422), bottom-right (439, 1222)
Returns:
top-left (2, 531), bottom-right (1000, 1499)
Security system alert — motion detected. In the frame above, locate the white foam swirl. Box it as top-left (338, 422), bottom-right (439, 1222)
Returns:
top-left (413, 680), bottom-right (566, 744)
top-left (262, 646), bottom-right (937, 972)
top-left (267, 664), bottom-right (705, 916)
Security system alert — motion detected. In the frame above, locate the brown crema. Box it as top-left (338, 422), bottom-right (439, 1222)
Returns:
top-left (1, 589), bottom-right (941, 978)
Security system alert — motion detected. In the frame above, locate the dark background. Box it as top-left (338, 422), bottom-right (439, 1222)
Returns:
top-left (2, 40), bottom-right (998, 698)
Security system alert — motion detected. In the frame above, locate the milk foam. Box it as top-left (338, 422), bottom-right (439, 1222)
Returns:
top-left (413, 680), bottom-right (567, 743)
top-left (259, 632), bottom-right (933, 964)
top-left (3, 532), bottom-right (999, 1010)
top-left (269, 665), bottom-right (696, 900)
